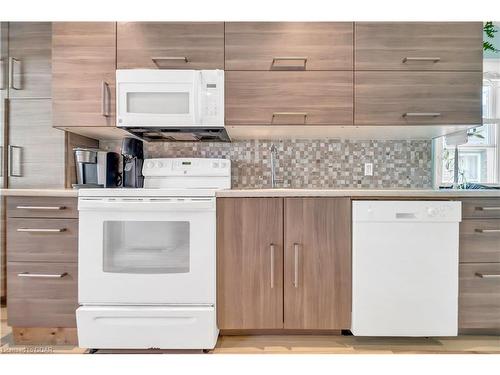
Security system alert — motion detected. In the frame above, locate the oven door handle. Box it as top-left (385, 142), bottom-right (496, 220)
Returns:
top-left (78, 198), bottom-right (215, 211)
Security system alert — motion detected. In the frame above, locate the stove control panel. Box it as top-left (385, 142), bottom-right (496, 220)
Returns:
top-left (142, 158), bottom-right (231, 177)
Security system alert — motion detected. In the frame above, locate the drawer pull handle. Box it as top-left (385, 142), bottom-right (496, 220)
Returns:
top-left (475, 229), bottom-right (500, 233)
top-left (272, 112), bottom-right (308, 124)
top-left (152, 56), bottom-right (189, 66)
top-left (272, 56), bottom-right (308, 69)
top-left (475, 206), bottom-right (500, 211)
top-left (402, 57), bottom-right (441, 63)
top-left (17, 272), bottom-right (68, 279)
top-left (16, 206), bottom-right (66, 210)
top-left (403, 112), bottom-right (441, 118)
top-left (17, 228), bottom-right (66, 233)
top-left (475, 273), bottom-right (500, 279)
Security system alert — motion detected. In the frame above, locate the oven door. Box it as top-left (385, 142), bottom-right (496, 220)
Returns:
top-left (78, 197), bottom-right (215, 305)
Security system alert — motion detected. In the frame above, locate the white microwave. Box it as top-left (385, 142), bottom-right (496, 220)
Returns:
top-left (116, 69), bottom-right (228, 141)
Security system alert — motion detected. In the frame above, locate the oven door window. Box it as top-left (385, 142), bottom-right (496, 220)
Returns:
top-left (103, 221), bottom-right (190, 274)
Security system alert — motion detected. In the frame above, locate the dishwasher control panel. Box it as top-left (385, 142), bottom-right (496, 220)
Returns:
top-left (353, 201), bottom-right (462, 222)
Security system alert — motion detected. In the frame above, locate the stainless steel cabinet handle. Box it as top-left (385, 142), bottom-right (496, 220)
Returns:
top-left (476, 206), bottom-right (500, 211)
top-left (475, 273), bottom-right (500, 279)
top-left (16, 205), bottom-right (66, 210)
top-left (293, 243), bottom-right (300, 288)
top-left (9, 57), bottom-right (21, 90)
top-left (152, 56), bottom-right (189, 66)
top-left (402, 57), bottom-right (441, 63)
top-left (475, 229), bottom-right (500, 233)
top-left (403, 112), bottom-right (441, 117)
top-left (18, 272), bottom-right (68, 279)
top-left (272, 112), bottom-right (308, 124)
top-left (101, 81), bottom-right (110, 117)
top-left (272, 56), bottom-right (308, 69)
top-left (0, 58), bottom-right (5, 90)
top-left (8, 145), bottom-right (22, 177)
top-left (17, 228), bottom-right (66, 233)
top-left (270, 244), bottom-right (275, 289)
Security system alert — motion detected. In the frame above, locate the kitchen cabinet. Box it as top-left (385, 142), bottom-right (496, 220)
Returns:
top-left (117, 22), bottom-right (224, 69)
top-left (7, 99), bottom-right (65, 188)
top-left (217, 197), bottom-right (351, 331)
top-left (355, 22), bottom-right (483, 71)
top-left (284, 198), bottom-right (351, 329)
top-left (52, 22), bottom-right (116, 128)
top-left (355, 71), bottom-right (482, 125)
top-left (217, 198), bottom-right (284, 329)
top-left (458, 198), bottom-right (500, 333)
top-left (7, 22), bottom-right (52, 98)
top-left (6, 196), bottom-right (78, 344)
top-left (225, 71), bottom-right (353, 125)
top-left (225, 22), bottom-right (353, 70)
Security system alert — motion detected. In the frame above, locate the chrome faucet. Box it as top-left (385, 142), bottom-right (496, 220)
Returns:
top-left (270, 143), bottom-right (282, 188)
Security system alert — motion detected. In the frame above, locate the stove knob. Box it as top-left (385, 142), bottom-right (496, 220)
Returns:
top-left (146, 161), bottom-right (155, 169)
top-left (156, 161), bottom-right (164, 168)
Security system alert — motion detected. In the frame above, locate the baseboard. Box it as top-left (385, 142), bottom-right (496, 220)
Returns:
top-left (220, 329), bottom-right (343, 336)
top-left (12, 327), bottom-right (78, 346)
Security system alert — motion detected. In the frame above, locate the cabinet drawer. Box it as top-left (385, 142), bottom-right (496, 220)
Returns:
top-left (7, 262), bottom-right (78, 327)
top-left (460, 219), bottom-right (500, 263)
top-left (459, 263), bottom-right (500, 330)
top-left (355, 22), bottom-right (483, 71)
top-left (461, 198), bottom-right (500, 219)
top-left (7, 218), bottom-right (78, 263)
top-left (7, 197), bottom-right (78, 218)
top-left (225, 71), bottom-right (353, 125)
top-left (117, 22), bottom-right (224, 69)
top-left (354, 71), bottom-right (482, 125)
top-left (225, 22), bottom-right (353, 70)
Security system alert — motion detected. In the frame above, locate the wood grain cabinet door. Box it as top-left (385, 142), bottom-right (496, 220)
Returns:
top-left (284, 198), bottom-right (351, 329)
top-left (217, 198), bottom-right (284, 329)
top-left (225, 71), bottom-right (353, 125)
top-left (355, 71), bottom-right (482, 125)
top-left (459, 263), bottom-right (500, 331)
top-left (117, 22), bottom-right (224, 69)
top-left (8, 22), bottom-right (52, 98)
top-left (52, 22), bottom-right (116, 128)
top-left (225, 22), bottom-right (353, 70)
top-left (355, 22), bottom-right (483, 71)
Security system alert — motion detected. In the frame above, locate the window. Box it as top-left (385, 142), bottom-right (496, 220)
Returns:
top-left (433, 58), bottom-right (500, 187)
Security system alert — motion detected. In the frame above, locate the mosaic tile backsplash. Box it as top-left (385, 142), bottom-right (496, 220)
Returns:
top-left (101, 139), bottom-right (432, 189)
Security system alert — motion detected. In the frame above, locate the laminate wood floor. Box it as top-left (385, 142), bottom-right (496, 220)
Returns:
top-left (1, 307), bottom-right (499, 354)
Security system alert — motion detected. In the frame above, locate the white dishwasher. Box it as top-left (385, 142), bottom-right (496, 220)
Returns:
top-left (351, 200), bottom-right (461, 337)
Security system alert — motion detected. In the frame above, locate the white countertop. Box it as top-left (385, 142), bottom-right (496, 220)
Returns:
top-left (0, 189), bottom-right (78, 197)
top-left (1, 188), bottom-right (499, 198)
top-left (215, 188), bottom-right (500, 198)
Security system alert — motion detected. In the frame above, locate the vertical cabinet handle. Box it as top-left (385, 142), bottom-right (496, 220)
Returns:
top-left (8, 145), bottom-right (22, 177)
top-left (293, 243), bottom-right (300, 288)
top-left (270, 244), bottom-right (275, 289)
top-left (9, 57), bottom-right (21, 90)
top-left (101, 81), bottom-right (110, 117)
top-left (0, 58), bottom-right (5, 90)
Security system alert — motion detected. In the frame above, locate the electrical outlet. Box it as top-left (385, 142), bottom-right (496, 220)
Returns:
top-left (364, 163), bottom-right (373, 176)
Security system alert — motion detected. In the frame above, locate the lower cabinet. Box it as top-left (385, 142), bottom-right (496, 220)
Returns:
top-left (6, 196), bottom-right (79, 344)
top-left (217, 197), bottom-right (351, 331)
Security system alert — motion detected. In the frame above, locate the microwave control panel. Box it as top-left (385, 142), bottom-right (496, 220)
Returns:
top-left (200, 70), bottom-right (224, 125)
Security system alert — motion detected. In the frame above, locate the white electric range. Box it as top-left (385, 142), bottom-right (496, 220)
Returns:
top-left (76, 158), bottom-right (230, 350)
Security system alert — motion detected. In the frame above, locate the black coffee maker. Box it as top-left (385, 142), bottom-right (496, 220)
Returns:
top-left (121, 138), bottom-right (144, 188)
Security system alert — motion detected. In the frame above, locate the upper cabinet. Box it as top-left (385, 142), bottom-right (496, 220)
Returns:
top-left (355, 22), bottom-right (483, 71)
top-left (225, 22), bottom-right (353, 70)
top-left (355, 71), bottom-right (482, 125)
top-left (52, 22), bottom-right (116, 128)
top-left (225, 71), bottom-right (353, 125)
top-left (8, 22), bottom-right (52, 98)
top-left (117, 22), bottom-right (224, 69)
